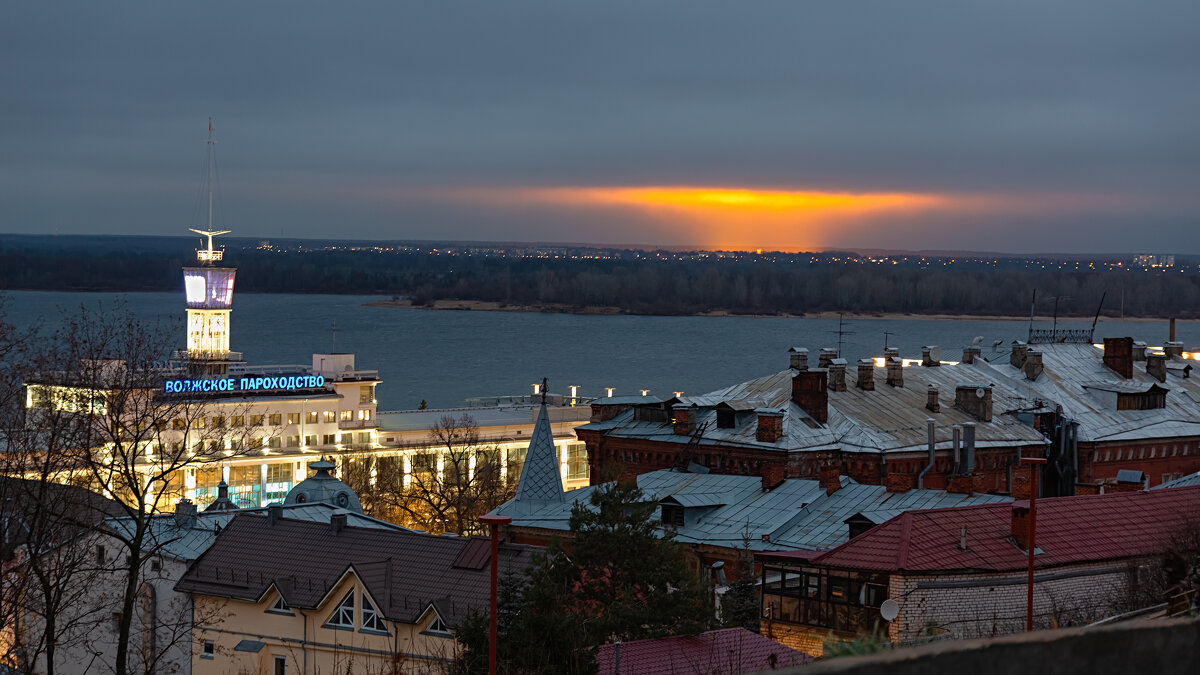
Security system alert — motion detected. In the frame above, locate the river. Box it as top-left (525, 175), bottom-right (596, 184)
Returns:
top-left (4, 291), bottom-right (1193, 410)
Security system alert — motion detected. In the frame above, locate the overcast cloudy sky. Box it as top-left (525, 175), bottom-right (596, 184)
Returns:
top-left (3, 1), bottom-right (1198, 252)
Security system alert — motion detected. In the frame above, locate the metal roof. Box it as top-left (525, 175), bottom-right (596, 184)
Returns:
top-left (580, 361), bottom-right (1047, 456)
top-left (512, 404), bottom-right (566, 507)
top-left (491, 469), bottom-right (1008, 552)
top-left (983, 343), bottom-right (1200, 443)
top-left (377, 404), bottom-right (590, 432)
top-left (1155, 471), bottom-right (1200, 489)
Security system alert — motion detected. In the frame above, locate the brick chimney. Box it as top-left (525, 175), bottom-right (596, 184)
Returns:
top-left (1012, 472), bottom-right (1031, 500)
top-left (962, 345), bottom-right (981, 364)
top-left (173, 499), bottom-right (198, 529)
top-left (1011, 505), bottom-right (1032, 550)
top-left (1146, 351), bottom-right (1167, 382)
top-left (789, 347), bottom-right (809, 371)
top-left (884, 347), bottom-right (900, 360)
top-left (818, 464), bottom-right (842, 495)
top-left (818, 348), bottom-right (839, 369)
top-left (926, 385), bottom-right (940, 413)
top-left (828, 359), bottom-right (848, 392)
top-left (761, 464), bottom-right (786, 492)
top-left (886, 357), bottom-right (904, 388)
top-left (792, 370), bottom-right (828, 423)
top-left (1023, 349), bottom-right (1044, 381)
top-left (954, 383), bottom-right (993, 422)
top-left (856, 359), bottom-right (875, 391)
top-left (1103, 337), bottom-right (1133, 378)
top-left (673, 404), bottom-right (697, 436)
top-left (946, 474), bottom-right (976, 495)
top-left (1132, 341), bottom-right (1147, 362)
top-left (1010, 341), bottom-right (1028, 369)
top-left (756, 409), bottom-right (784, 443)
top-left (1165, 341), bottom-right (1184, 359)
top-left (884, 472), bottom-right (914, 493)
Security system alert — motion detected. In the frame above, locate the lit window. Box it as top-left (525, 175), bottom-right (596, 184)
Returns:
top-left (304, 435), bottom-right (316, 446)
top-left (269, 437), bottom-right (282, 449)
top-left (340, 410), bottom-right (353, 422)
top-left (323, 411), bottom-right (336, 423)
top-left (326, 591), bottom-right (354, 629)
top-left (287, 413), bottom-right (300, 425)
top-left (269, 414), bottom-right (282, 426)
top-left (307, 412), bottom-right (319, 424)
top-left (250, 415), bottom-right (264, 427)
top-left (360, 594), bottom-right (387, 634)
top-left (173, 418), bottom-right (186, 430)
top-left (358, 409), bottom-right (371, 421)
top-left (231, 416), bottom-right (244, 427)
top-left (287, 436), bottom-right (300, 448)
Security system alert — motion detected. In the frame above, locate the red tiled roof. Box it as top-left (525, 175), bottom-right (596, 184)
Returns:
top-left (594, 628), bottom-right (812, 674)
top-left (811, 485), bottom-right (1200, 573)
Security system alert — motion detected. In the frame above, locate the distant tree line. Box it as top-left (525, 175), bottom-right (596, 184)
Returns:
top-left (3, 239), bottom-right (1200, 318)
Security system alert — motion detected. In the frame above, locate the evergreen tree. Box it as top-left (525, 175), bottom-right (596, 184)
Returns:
top-left (455, 480), bottom-right (714, 674)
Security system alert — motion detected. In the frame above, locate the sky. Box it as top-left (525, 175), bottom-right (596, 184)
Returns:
top-left (3, 1), bottom-right (1198, 253)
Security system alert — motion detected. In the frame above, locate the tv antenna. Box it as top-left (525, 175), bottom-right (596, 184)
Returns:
top-left (331, 320), bottom-right (337, 353)
top-left (828, 313), bottom-right (856, 357)
top-left (883, 330), bottom-right (895, 351)
top-left (189, 119), bottom-right (230, 264)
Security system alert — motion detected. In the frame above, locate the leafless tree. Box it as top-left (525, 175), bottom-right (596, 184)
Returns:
top-left (343, 414), bottom-right (514, 534)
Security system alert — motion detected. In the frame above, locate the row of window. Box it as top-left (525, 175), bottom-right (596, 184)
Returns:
top-left (1098, 444), bottom-right (1194, 462)
top-left (169, 432), bottom-right (374, 454)
top-left (171, 409), bottom-right (373, 430)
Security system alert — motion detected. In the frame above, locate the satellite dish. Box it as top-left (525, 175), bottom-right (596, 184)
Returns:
top-left (976, 388), bottom-right (987, 399)
top-left (880, 598), bottom-right (899, 621)
top-left (929, 346), bottom-right (942, 362)
top-left (971, 336), bottom-right (983, 347)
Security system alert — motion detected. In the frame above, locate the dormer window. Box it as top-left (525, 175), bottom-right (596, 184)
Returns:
top-left (325, 591), bottom-right (355, 629)
top-left (267, 595), bottom-right (293, 616)
top-left (716, 409), bottom-right (735, 429)
top-left (426, 615), bottom-right (450, 636)
top-left (661, 503), bottom-right (685, 528)
top-left (360, 595), bottom-right (387, 635)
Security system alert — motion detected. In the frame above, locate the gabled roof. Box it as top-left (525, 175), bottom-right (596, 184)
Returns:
top-left (594, 628), bottom-right (812, 674)
top-left (492, 469), bottom-right (1008, 552)
top-left (512, 404), bottom-right (565, 507)
top-left (798, 485), bottom-right (1200, 573)
top-left (174, 515), bottom-right (537, 626)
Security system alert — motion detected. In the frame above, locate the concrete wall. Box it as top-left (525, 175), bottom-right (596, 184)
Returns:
top-left (765, 616), bottom-right (1200, 675)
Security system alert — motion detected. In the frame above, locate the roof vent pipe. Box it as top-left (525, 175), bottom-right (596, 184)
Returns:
top-left (917, 419), bottom-right (936, 489)
top-left (963, 422), bottom-right (977, 474)
top-left (952, 424), bottom-right (962, 475)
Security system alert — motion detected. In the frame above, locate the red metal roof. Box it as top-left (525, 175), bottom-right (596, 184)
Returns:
top-left (594, 628), bottom-right (812, 674)
top-left (809, 485), bottom-right (1200, 573)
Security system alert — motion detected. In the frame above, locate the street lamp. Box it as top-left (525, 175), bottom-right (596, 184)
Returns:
top-left (477, 514), bottom-right (512, 675)
top-left (1020, 456), bottom-right (1047, 632)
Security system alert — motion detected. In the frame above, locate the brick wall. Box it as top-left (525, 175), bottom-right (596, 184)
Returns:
top-left (889, 560), bottom-right (1133, 642)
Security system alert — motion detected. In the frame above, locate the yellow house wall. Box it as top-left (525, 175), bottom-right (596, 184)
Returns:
top-left (191, 572), bottom-right (457, 675)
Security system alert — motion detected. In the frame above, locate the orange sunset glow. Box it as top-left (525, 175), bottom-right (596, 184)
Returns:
top-left (447, 186), bottom-right (960, 250)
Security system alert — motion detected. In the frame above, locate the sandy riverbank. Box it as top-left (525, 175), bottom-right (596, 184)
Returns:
top-left (365, 298), bottom-right (1169, 323)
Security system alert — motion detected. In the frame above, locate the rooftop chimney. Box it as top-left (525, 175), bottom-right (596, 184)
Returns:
top-left (1011, 505), bottom-right (1032, 550)
top-left (173, 499), bottom-right (198, 529)
top-left (673, 404), bottom-right (697, 436)
top-left (828, 359), bottom-right (848, 392)
top-left (886, 357), bottom-right (904, 388)
top-left (818, 348), bottom-right (839, 369)
top-left (955, 384), bottom-right (993, 422)
top-left (926, 385), bottom-right (940, 413)
top-left (922, 346), bottom-right (941, 367)
top-left (1103, 337), bottom-right (1134, 378)
top-left (856, 360), bottom-right (875, 391)
top-left (962, 345), bottom-right (981, 364)
top-left (756, 409), bottom-right (784, 443)
top-left (761, 464), bottom-right (786, 492)
top-left (1010, 342), bottom-right (1028, 369)
top-left (1023, 349), bottom-right (1044, 381)
top-left (818, 464), bottom-right (842, 495)
top-left (1132, 341), bottom-right (1147, 362)
top-left (267, 503), bottom-right (282, 526)
top-left (1146, 351), bottom-right (1167, 382)
top-left (1165, 341), bottom-right (1184, 359)
top-left (792, 369), bottom-right (829, 423)
top-left (330, 510), bottom-right (349, 535)
top-left (883, 347), bottom-right (900, 360)
top-left (789, 347), bottom-right (809, 371)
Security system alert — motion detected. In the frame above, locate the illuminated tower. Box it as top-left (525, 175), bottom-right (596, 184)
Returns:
top-left (182, 120), bottom-right (239, 375)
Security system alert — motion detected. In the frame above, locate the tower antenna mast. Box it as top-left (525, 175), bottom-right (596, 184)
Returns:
top-left (189, 118), bottom-right (231, 264)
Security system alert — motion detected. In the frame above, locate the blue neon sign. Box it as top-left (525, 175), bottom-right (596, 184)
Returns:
top-left (164, 375), bottom-right (325, 394)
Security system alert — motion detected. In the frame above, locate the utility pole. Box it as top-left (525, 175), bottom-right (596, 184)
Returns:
top-left (1021, 456), bottom-right (1047, 632)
